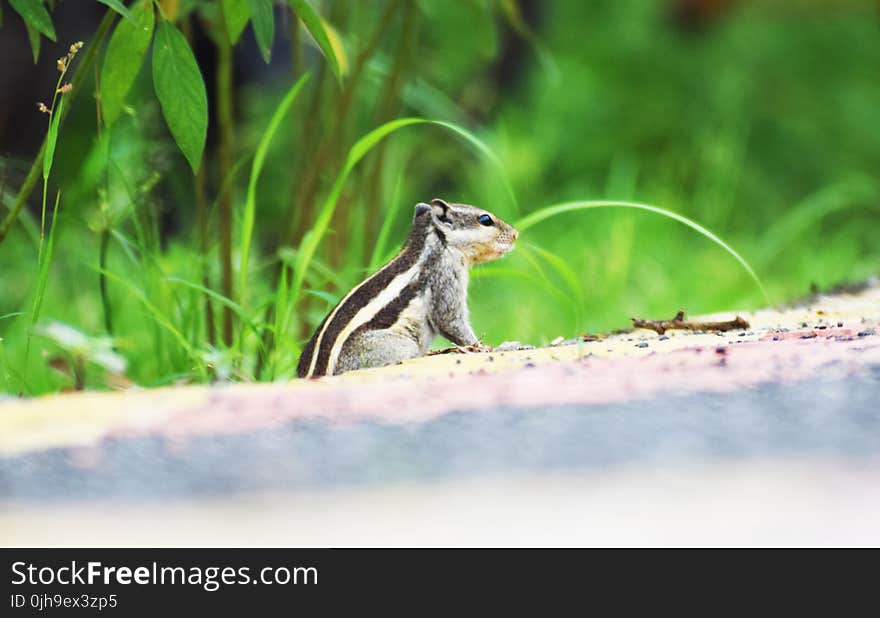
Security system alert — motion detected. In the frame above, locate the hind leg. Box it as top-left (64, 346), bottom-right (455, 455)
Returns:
top-left (335, 329), bottom-right (421, 375)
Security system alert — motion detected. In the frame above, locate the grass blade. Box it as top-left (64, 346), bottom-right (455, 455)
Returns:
top-left (239, 72), bottom-right (310, 310)
top-left (291, 117), bottom-right (519, 312)
top-left (43, 96), bottom-right (64, 181)
top-left (268, 261), bottom-right (289, 379)
top-left (25, 190), bottom-right (62, 366)
top-left (515, 200), bottom-right (770, 304)
top-left (517, 241), bottom-right (584, 326)
top-left (30, 190), bottom-right (61, 329)
top-left (757, 178), bottom-right (879, 263)
top-left (429, 119), bottom-right (519, 215)
top-left (0, 338), bottom-right (27, 395)
top-left (165, 277), bottom-right (264, 354)
top-left (289, 117), bottom-right (425, 309)
top-left (471, 265), bottom-right (578, 326)
top-left (99, 268), bottom-right (205, 377)
top-left (368, 170), bottom-right (404, 271)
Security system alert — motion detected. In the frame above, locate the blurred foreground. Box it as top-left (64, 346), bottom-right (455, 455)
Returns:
top-left (1, 282), bottom-right (878, 546)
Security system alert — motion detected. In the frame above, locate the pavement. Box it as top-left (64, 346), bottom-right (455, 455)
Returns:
top-left (1, 282), bottom-right (878, 546)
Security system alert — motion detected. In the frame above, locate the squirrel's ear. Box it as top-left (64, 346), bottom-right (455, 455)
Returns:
top-left (430, 198), bottom-right (450, 219)
top-left (414, 202), bottom-right (432, 219)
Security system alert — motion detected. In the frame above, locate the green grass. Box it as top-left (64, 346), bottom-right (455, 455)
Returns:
top-left (515, 200), bottom-right (770, 305)
top-left (0, 0), bottom-right (877, 395)
top-left (239, 72), bottom-right (311, 317)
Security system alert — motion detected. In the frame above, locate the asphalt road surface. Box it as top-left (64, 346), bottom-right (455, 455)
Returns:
top-left (1, 283), bottom-right (878, 546)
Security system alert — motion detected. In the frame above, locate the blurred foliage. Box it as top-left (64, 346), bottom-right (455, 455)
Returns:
top-left (0, 0), bottom-right (878, 394)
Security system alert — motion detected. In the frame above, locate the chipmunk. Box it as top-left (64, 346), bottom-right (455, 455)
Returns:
top-left (297, 198), bottom-right (518, 378)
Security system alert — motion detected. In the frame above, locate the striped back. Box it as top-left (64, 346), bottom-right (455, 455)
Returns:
top-left (296, 213), bottom-right (432, 378)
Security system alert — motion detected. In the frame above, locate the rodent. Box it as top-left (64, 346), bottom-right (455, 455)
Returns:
top-left (297, 198), bottom-right (519, 378)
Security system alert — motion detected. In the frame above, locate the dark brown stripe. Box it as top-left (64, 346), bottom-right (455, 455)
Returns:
top-left (296, 311), bottom-right (330, 378)
top-left (307, 213), bottom-right (432, 376)
top-left (354, 236), bottom-right (443, 341)
top-left (362, 279), bottom-right (421, 331)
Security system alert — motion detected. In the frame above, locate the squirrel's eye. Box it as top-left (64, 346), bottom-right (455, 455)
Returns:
top-left (478, 214), bottom-right (493, 226)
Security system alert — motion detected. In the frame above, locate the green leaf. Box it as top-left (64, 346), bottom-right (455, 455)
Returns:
top-left (152, 19), bottom-right (208, 174)
top-left (43, 95), bottom-right (64, 181)
top-left (101, 0), bottom-right (155, 127)
top-left (247, 0), bottom-right (274, 63)
top-left (239, 72), bottom-right (311, 310)
top-left (96, 0), bottom-right (136, 24)
top-left (221, 0), bottom-right (250, 44)
top-left (9, 0), bottom-right (56, 42)
top-left (25, 22), bottom-right (40, 64)
top-left (288, 0), bottom-right (346, 82)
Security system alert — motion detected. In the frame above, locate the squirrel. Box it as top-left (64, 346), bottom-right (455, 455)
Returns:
top-left (297, 198), bottom-right (519, 378)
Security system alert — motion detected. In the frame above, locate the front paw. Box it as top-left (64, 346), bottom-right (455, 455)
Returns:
top-left (427, 342), bottom-right (491, 356)
top-left (461, 342), bottom-right (492, 353)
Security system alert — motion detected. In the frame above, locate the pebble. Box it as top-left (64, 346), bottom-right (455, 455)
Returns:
top-left (495, 341), bottom-right (534, 352)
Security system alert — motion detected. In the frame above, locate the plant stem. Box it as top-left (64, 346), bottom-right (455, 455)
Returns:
top-left (0, 9), bottom-right (116, 245)
top-left (195, 162), bottom-right (216, 347)
top-left (285, 0), bottom-right (403, 248)
top-left (289, 8), bottom-right (302, 75)
top-left (38, 175), bottom-right (48, 263)
top-left (99, 229), bottom-right (113, 335)
top-left (216, 27), bottom-right (235, 347)
top-left (363, 0), bottom-right (418, 263)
